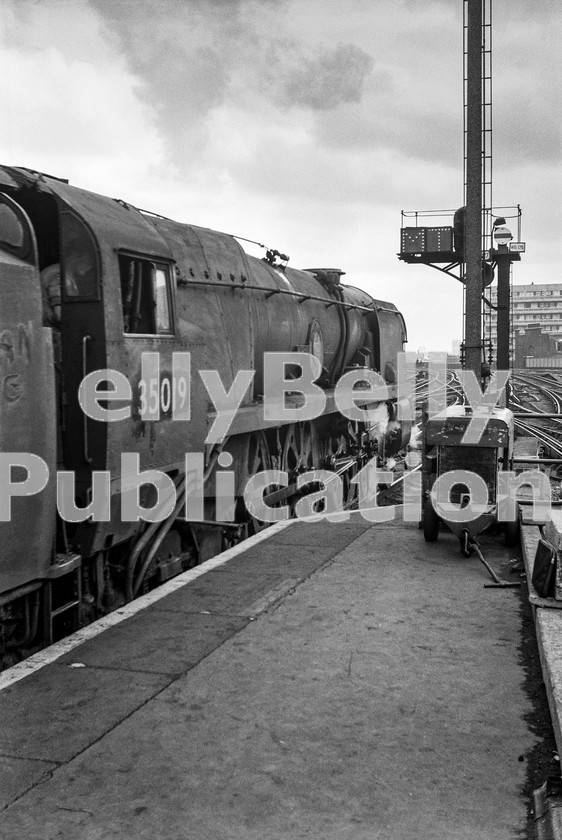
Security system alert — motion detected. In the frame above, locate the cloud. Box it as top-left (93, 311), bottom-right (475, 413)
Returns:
top-left (273, 43), bottom-right (374, 111)
top-left (493, 14), bottom-right (562, 167)
top-left (309, 98), bottom-right (463, 169)
top-left (0, 0), bottom-right (163, 190)
top-left (1, 0), bottom-right (559, 355)
top-left (495, 92), bottom-right (562, 168)
top-left (85, 0), bottom-right (377, 170)
top-left (86, 0), bottom-right (236, 161)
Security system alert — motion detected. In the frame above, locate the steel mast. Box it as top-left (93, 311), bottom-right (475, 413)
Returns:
top-left (463, 0), bottom-right (485, 378)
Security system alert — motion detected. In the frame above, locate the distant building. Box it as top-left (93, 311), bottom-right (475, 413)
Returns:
top-left (513, 325), bottom-right (562, 368)
top-left (483, 282), bottom-right (562, 364)
top-left (447, 353), bottom-right (461, 369)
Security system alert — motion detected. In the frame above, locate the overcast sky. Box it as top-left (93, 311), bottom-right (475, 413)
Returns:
top-left (1, 0), bottom-right (560, 352)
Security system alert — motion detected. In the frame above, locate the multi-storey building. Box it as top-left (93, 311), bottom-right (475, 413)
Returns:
top-left (483, 282), bottom-right (562, 365)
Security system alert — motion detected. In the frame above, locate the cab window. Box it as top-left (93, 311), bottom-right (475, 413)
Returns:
top-left (0, 204), bottom-right (25, 254)
top-left (60, 211), bottom-right (99, 300)
top-left (119, 255), bottom-right (173, 335)
top-left (0, 194), bottom-right (35, 263)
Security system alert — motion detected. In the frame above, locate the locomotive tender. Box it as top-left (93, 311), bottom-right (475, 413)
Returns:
top-left (0, 165), bottom-right (409, 659)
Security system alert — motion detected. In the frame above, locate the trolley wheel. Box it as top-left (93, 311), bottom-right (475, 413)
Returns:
top-left (504, 507), bottom-right (520, 547)
top-left (423, 497), bottom-right (440, 542)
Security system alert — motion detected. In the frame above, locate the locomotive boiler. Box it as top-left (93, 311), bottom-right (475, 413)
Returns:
top-left (0, 165), bottom-right (409, 661)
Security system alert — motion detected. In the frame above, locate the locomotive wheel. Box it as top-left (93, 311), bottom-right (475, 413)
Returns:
top-left (281, 422), bottom-right (317, 475)
top-left (342, 468), bottom-right (359, 509)
top-left (247, 429), bottom-right (272, 476)
top-left (281, 422), bottom-right (325, 514)
top-left (341, 422), bottom-right (362, 509)
top-left (423, 496), bottom-right (440, 542)
top-left (339, 449), bottom-right (360, 510)
top-left (242, 430), bottom-right (273, 536)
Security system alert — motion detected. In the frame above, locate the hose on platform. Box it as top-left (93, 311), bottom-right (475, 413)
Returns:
top-left (460, 530), bottom-right (521, 588)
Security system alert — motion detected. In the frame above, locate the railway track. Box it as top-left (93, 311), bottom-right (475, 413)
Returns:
top-left (511, 371), bottom-right (562, 460)
top-left (371, 368), bottom-right (562, 517)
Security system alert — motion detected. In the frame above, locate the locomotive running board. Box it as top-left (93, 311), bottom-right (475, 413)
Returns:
top-left (208, 386), bottom-right (400, 437)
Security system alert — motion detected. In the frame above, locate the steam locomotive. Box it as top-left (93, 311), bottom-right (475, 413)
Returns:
top-left (0, 165), bottom-right (409, 661)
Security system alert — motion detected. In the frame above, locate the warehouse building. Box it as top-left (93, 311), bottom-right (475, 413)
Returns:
top-left (483, 282), bottom-right (562, 365)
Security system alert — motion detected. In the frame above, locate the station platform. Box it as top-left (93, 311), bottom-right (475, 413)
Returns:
top-left (0, 511), bottom-right (551, 839)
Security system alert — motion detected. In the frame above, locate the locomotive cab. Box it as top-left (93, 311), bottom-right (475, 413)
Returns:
top-left (0, 191), bottom-right (57, 598)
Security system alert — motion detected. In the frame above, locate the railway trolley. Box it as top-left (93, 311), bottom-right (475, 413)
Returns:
top-left (421, 405), bottom-right (519, 553)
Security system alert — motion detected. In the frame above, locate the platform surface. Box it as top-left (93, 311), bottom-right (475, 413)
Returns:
top-left (0, 514), bottom-right (538, 839)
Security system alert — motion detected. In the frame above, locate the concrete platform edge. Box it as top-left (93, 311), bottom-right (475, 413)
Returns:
top-left (0, 511), bottom-right (377, 693)
top-left (522, 523), bottom-right (562, 838)
top-left (0, 519), bottom-right (294, 693)
top-left (522, 525), bottom-right (562, 745)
